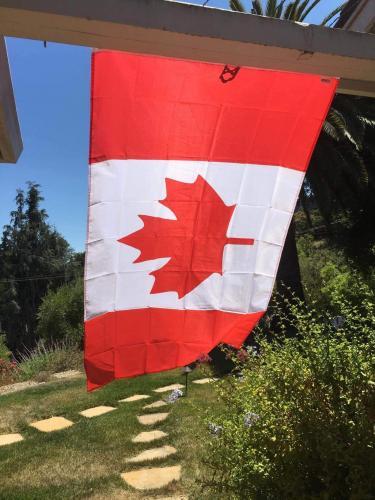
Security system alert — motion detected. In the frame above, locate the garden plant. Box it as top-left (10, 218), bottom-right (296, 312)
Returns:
top-left (199, 286), bottom-right (375, 499)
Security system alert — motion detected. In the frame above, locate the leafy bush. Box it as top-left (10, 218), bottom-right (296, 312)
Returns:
top-left (320, 262), bottom-right (375, 316)
top-left (18, 340), bottom-right (82, 381)
top-left (36, 279), bottom-right (83, 345)
top-left (200, 295), bottom-right (375, 499)
top-left (0, 334), bottom-right (11, 360)
top-left (297, 234), bottom-right (343, 307)
top-left (297, 233), bottom-right (375, 313)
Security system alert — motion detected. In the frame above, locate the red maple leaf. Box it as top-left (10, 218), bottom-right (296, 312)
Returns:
top-left (118, 175), bottom-right (254, 298)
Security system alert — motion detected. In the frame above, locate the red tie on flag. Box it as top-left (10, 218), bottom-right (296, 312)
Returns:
top-left (85, 51), bottom-right (337, 390)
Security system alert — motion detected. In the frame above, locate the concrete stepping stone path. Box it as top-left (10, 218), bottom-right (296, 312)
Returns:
top-left (143, 400), bottom-right (167, 410)
top-left (30, 416), bottom-right (74, 432)
top-left (137, 412), bottom-right (169, 425)
top-left (119, 394), bottom-right (150, 403)
top-left (52, 370), bottom-right (83, 380)
top-left (193, 377), bottom-right (218, 384)
top-left (151, 497), bottom-right (188, 500)
top-left (154, 383), bottom-right (184, 393)
top-left (121, 465), bottom-right (181, 490)
top-left (132, 430), bottom-right (168, 443)
top-left (0, 380), bottom-right (44, 396)
top-left (126, 445), bottom-right (177, 463)
top-left (79, 406), bottom-right (116, 418)
top-left (0, 433), bottom-right (24, 446)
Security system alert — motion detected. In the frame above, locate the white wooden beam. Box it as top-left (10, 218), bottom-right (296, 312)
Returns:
top-left (0, 36), bottom-right (22, 163)
top-left (0, 0), bottom-right (374, 97)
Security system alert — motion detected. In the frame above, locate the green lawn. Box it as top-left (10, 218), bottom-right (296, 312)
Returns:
top-left (0, 369), bottom-right (216, 499)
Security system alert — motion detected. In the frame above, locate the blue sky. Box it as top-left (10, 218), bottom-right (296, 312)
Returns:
top-left (0, 0), bottom-right (342, 251)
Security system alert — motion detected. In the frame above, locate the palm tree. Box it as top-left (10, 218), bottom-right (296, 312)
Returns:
top-left (230, 0), bottom-right (345, 25)
top-left (229, 0), bottom-right (375, 296)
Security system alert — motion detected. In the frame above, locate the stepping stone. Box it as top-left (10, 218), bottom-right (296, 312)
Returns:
top-left (52, 370), bottom-right (83, 379)
top-left (0, 380), bottom-right (43, 396)
top-left (119, 394), bottom-right (150, 403)
top-left (121, 465), bottom-right (181, 490)
top-left (154, 383), bottom-right (184, 393)
top-left (79, 406), bottom-right (116, 418)
top-left (152, 497), bottom-right (188, 500)
top-left (30, 416), bottom-right (73, 432)
top-left (193, 377), bottom-right (218, 384)
top-left (126, 445), bottom-right (177, 463)
top-left (0, 433), bottom-right (23, 446)
top-left (132, 430), bottom-right (168, 443)
top-left (143, 400), bottom-right (167, 410)
top-left (137, 413), bottom-right (169, 425)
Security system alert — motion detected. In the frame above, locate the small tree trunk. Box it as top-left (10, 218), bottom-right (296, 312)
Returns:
top-left (276, 217), bottom-right (304, 300)
top-left (274, 216), bottom-right (304, 339)
top-left (300, 194), bottom-right (313, 228)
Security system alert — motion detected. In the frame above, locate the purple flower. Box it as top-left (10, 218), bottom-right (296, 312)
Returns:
top-left (165, 389), bottom-right (184, 403)
top-left (208, 422), bottom-right (222, 436)
top-left (197, 353), bottom-right (212, 364)
top-left (237, 349), bottom-right (249, 363)
top-left (244, 412), bottom-right (260, 428)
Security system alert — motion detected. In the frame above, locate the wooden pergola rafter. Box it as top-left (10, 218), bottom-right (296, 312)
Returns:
top-left (0, 0), bottom-right (375, 163)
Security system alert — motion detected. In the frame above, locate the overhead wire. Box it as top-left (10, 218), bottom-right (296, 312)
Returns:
top-left (0, 274), bottom-right (77, 284)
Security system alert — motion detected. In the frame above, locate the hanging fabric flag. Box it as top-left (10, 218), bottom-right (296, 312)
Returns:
top-left (85, 51), bottom-right (337, 390)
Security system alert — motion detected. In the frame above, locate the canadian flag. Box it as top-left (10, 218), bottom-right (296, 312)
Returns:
top-left (85, 51), bottom-right (337, 390)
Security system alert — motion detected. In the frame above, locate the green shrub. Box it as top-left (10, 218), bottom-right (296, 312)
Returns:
top-left (297, 233), bottom-right (375, 315)
top-left (200, 295), bottom-right (375, 499)
top-left (297, 234), bottom-right (344, 308)
top-left (320, 262), bottom-right (375, 316)
top-left (18, 340), bottom-right (82, 381)
top-left (36, 279), bottom-right (83, 345)
top-left (0, 334), bottom-right (11, 360)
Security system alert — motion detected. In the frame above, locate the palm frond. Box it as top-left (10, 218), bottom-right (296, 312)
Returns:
top-left (283, 2), bottom-right (294, 19)
top-left (360, 116), bottom-right (375, 127)
top-left (289, 0), bottom-right (302, 20)
top-left (251, 0), bottom-right (264, 15)
top-left (334, 96), bottom-right (366, 150)
top-left (323, 121), bottom-right (341, 142)
top-left (339, 142), bottom-right (369, 187)
top-left (354, 96), bottom-right (375, 122)
top-left (275, 0), bottom-right (287, 17)
top-left (332, 143), bottom-right (367, 198)
top-left (296, 0), bottom-right (311, 20)
top-left (326, 108), bottom-right (347, 140)
top-left (265, 0), bottom-right (278, 16)
top-left (230, 0), bottom-right (246, 12)
top-left (320, 2), bottom-right (348, 26)
top-left (308, 131), bottom-right (369, 222)
top-left (299, 0), bottom-right (322, 22)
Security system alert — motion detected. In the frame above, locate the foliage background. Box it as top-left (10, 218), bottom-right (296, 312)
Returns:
top-left (199, 291), bottom-right (375, 499)
top-left (36, 279), bottom-right (84, 345)
top-left (0, 182), bottom-right (84, 354)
